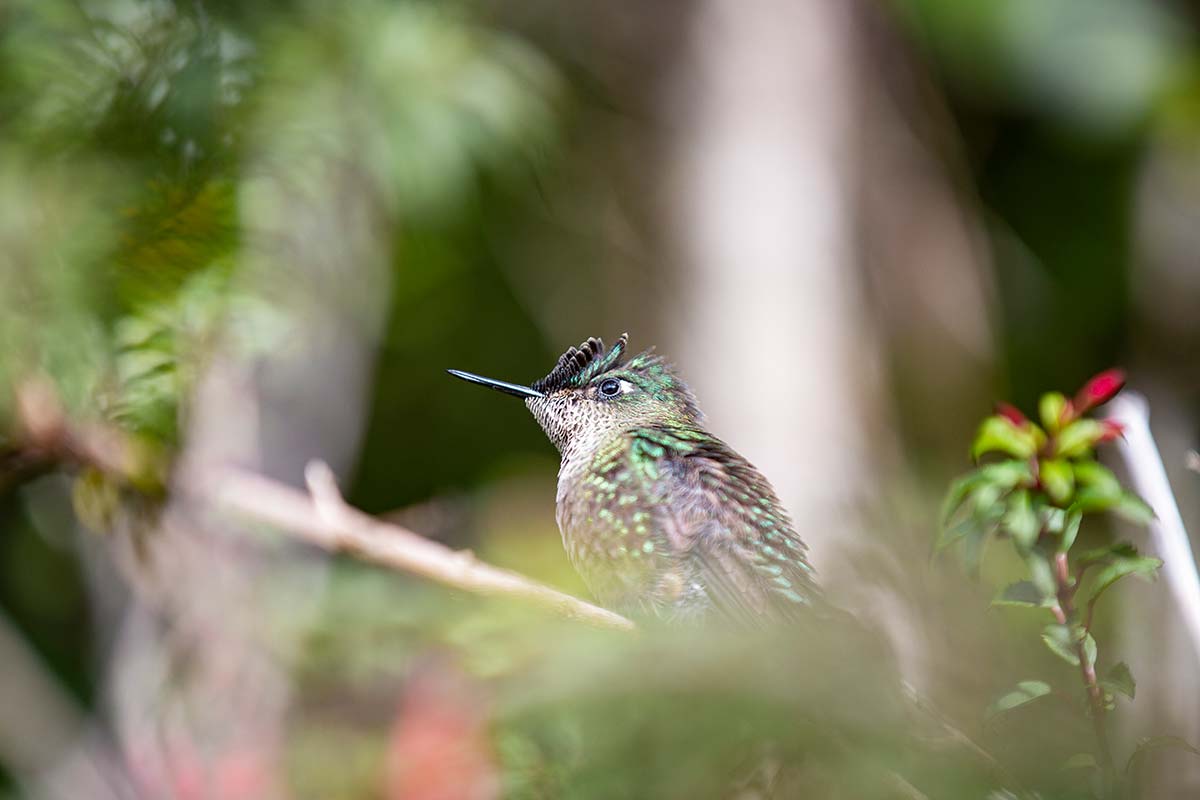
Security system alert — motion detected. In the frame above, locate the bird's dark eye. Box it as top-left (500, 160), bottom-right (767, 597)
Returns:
top-left (598, 378), bottom-right (621, 398)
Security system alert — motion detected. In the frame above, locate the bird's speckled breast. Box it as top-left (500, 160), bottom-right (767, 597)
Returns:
top-left (556, 434), bottom-right (653, 610)
top-left (554, 430), bottom-right (711, 619)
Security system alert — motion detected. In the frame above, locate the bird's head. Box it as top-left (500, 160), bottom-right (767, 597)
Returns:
top-left (449, 333), bottom-right (701, 454)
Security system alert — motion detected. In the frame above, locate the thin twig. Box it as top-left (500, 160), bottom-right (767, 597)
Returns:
top-left (11, 376), bottom-right (161, 488)
top-left (1083, 593), bottom-right (1102, 637)
top-left (1052, 551), bottom-right (1115, 784)
top-left (210, 460), bottom-right (636, 632)
top-left (901, 681), bottom-right (1005, 775)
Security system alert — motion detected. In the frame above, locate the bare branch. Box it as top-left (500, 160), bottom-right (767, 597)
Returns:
top-left (7, 376), bottom-right (632, 633)
top-left (210, 461), bottom-right (637, 632)
top-left (11, 376), bottom-right (161, 488)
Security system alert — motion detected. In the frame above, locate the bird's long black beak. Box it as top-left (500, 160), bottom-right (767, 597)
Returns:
top-left (446, 369), bottom-right (544, 399)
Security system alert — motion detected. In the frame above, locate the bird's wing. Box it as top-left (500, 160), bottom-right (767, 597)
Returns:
top-left (635, 427), bottom-right (821, 625)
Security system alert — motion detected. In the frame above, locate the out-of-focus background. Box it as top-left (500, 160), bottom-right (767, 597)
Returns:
top-left (0, 0), bottom-right (1197, 797)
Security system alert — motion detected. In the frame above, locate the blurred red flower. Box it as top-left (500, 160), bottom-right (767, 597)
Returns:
top-left (1075, 369), bottom-right (1126, 413)
top-left (384, 657), bottom-right (499, 800)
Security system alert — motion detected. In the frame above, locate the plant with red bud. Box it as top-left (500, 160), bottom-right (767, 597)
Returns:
top-left (1075, 369), bottom-right (1126, 414)
top-left (939, 368), bottom-right (1171, 796)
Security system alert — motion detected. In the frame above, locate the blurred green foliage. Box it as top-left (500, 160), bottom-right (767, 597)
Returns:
top-left (0, 0), bottom-right (569, 791)
top-left (895, 0), bottom-right (1200, 407)
top-left (895, 0), bottom-right (1190, 133)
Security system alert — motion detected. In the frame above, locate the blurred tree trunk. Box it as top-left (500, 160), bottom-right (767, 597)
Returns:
top-left (659, 0), bottom-right (999, 685)
top-left (664, 0), bottom-right (881, 581)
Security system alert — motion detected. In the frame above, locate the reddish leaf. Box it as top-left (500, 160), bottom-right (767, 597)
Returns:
top-left (1075, 369), bottom-right (1126, 413)
top-left (995, 402), bottom-right (1028, 426)
top-left (1097, 419), bottom-right (1125, 443)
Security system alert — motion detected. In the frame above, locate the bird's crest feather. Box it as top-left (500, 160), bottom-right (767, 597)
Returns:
top-left (532, 333), bottom-right (629, 393)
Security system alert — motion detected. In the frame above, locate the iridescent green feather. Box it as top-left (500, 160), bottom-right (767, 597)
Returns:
top-left (561, 424), bottom-right (820, 624)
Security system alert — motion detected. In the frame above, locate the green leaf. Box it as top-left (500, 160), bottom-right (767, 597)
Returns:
top-left (1090, 548), bottom-right (1162, 604)
top-left (962, 523), bottom-right (996, 576)
top-left (1072, 487), bottom-right (1116, 514)
top-left (1039, 391), bottom-right (1070, 434)
top-left (938, 492), bottom-right (1005, 554)
top-left (1040, 458), bottom-right (1075, 505)
top-left (993, 581), bottom-right (1045, 608)
top-left (1078, 541), bottom-right (1139, 565)
top-left (1058, 509), bottom-right (1082, 554)
top-left (1113, 491), bottom-right (1154, 525)
top-left (1125, 736), bottom-right (1200, 774)
top-left (1100, 661), bottom-right (1135, 700)
top-left (1026, 553), bottom-right (1058, 602)
top-left (940, 461), bottom-right (1031, 525)
top-left (972, 416), bottom-right (1039, 461)
top-left (1070, 461), bottom-right (1123, 513)
top-left (1054, 419), bottom-right (1106, 459)
top-left (970, 483), bottom-right (1005, 518)
top-left (941, 470), bottom-right (986, 526)
top-left (1042, 624), bottom-right (1080, 665)
top-left (935, 516), bottom-right (983, 553)
top-left (1081, 632), bottom-right (1097, 671)
top-left (1074, 461), bottom-right (1121, 493)
top-left (1069, 463), bottom-right (1154, 523)
top-left (986, 680), bottom-right (1052, 719)
top-left (1061, 753), bottom-right (1098, 771)
top-left (939, 465), bottom-right (1031, 559)
top-left (1041, 506), bottom-right (1066, 534)
top-left (982, 460), bottom-right (1035, 488)
top-left (1003, 489), bottom-right (1040, 550)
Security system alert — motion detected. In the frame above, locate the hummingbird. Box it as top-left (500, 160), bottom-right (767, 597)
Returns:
top-left (448, 333), bottom-right (821, 625)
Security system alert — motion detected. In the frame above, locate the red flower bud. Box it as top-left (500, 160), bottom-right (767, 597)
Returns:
top-left (994, 402), bottom-right (1027, 426)
top-left (1097, 419), bottom-right (1125, 443)
top-left (1075, 369), bottom-right (1126, 413)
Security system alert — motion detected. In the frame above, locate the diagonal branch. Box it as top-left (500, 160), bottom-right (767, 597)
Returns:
top-left (208, 460), bottom-right (636, 632)
top-left (5, 377), bottom-right (633, 632)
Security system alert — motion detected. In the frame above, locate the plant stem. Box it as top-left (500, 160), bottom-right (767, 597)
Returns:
top-left (1052, 552), bottom-right (1117, 791)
